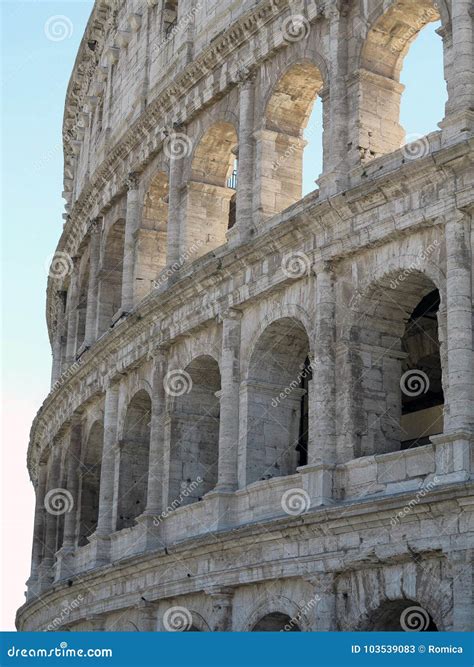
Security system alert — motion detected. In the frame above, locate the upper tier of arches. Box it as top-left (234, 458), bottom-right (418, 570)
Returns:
top-left (56, 0), bottom-right (467, 310)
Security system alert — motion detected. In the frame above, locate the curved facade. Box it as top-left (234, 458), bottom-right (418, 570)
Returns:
top-left (17, 0), bottom-right (474, 632)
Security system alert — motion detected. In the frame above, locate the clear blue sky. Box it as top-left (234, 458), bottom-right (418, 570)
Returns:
top-left (1, 2), bottom-right (446, 630)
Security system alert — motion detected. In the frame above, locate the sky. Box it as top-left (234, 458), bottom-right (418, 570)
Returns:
top-left (1, 3), bottom-right (446, 632)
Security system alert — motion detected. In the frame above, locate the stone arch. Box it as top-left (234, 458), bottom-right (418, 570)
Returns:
top-left (243, 304), bottom-right (313, 380)
top-left (252, 612), bottom-right (301, 631)
top-left (244, 317), bottom-right (311, 484)
top-left (360, 599), bottom-right (438, 631)
top-left (167, 355), bottom-right (221, 507)
top-left (186, 610), bottom-right (211, 632)
top-left (357, 0), bottom-right (446, 160)
top-left (97, 219), bottom-right (125, 335)
top-left (135, 169), bottom-right (169, 301)
top-left (360, 1), bottom-right (444, 80)
top-left (344, 266), bottom-right (444, 457)
top-left (118, 378), bottom-right (153, 437)
top-left (337, 561), bottom-right (450, 632)
top-left (116, 389), bottom-right (152, 530)
top-left (78, 420), bottom-right (104, 546)
top-left (243, 595), bottom-right (311, 632)
top-left (258, 59), bottom-right (324, 219)
top-left (264, 60), bottom-right (324, 136)
top-left (184, 121), bottom-right (238, 259)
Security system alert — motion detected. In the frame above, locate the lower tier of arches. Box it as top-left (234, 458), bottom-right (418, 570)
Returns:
top-left (17, 484), bottom-right (474, 632)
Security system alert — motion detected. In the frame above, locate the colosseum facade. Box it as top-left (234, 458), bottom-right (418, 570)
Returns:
top-left (17, 0), bottom-right (474, 633)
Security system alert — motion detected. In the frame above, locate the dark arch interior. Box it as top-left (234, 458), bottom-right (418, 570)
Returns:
top-left (78, 421), bottom-right (103, 546)
top-left (401, 288), bottom-right (443, 449)
top-left (117, 390), bottom-right (152, 530)
top-left (252, 612), bottom-right (301, 632)
top-left (365, 600), bottom-right (438, 631)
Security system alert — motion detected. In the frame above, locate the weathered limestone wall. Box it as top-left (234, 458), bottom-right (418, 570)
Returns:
top-left (19, 0), bottom-right (474, 634)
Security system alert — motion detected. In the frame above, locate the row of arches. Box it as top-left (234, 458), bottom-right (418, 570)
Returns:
top-left (70, 597), bottom-right (440, 632)
top-left (55, 0), bottom-right (448, 375)
top-left (49, 273), bottom-right (444, 556)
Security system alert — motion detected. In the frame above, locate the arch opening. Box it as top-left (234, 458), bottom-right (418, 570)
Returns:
top-left (350, 272), bottom-right (443, 458)
top-left (168, 356), bottom-right (221, 506)
top-left (97, 219), bottom-right (125, 335)
top-left (362, 599), bottom-right (438, 631)
top-left (185, 122), bottom-right (238, 258)
top-left (359, 0), bottom-right (445, 161)
top-left (245, 317), bottom-right (311, 484)
top-left (78, 421), bottom-right (103, 546)
top-left (252, 612), bottom-right (301, 632)
top-left (117, 390), bottom-right (152, 530)
top-left (400, 288), bottom-right (443, 449)
top-left (261, 62), bottom-right (323, 218)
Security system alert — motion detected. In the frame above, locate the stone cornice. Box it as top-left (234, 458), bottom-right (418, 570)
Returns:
top-left (16, 481), bottom-right (473, 630)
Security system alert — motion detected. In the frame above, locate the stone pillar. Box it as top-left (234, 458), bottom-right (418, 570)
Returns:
top-left (145, 347), bottom-right (168, 517)
top-left (84, 218), bottom-right (102, 347)
top-left (442, 1), bottom-right (474, 139)
top-left (432, 214), bottom-right (474, 480)
top-left (253, 129), bottom-right (306, 223)
top-left (206, 587), bottom-right (234, 631)
top-left (55, 418), bottom-right (82, 580)
top-left (28, 461), bottom-right (48, 588)
top-left (445, 214), bottom-right (474, 433)
top-left (136, 600), bottom-right (157, 631)
top-left (215, 310), bottom-right (242, 492)
top-left (51, 290), bottom-right (67, 385)
top-left (166, 133), bottom-right (184, 270)
top-left (228, 74), bottom-right (256, 246)
top-left (63, 419), bottom-right (82, 547)
top-left (309, 573), bottom-right (337, 631)
top-left (38, 443), bottom-right (62, 588)
top-left (65, 258), bottom-right (80, 365)
top-left (121, 173), bottom-right (140, 313)
top-left (90, 379), bottom-right (120, 565)
top-left (318, 5), bottom-right (349, 196)
top-left (451, 549), bottom-right (474, 631)
top-left (300, 263), bottom-right (336, 506)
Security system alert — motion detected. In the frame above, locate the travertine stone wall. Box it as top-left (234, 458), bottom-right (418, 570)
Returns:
top-left (19, 0), bottom-right (473, 633)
